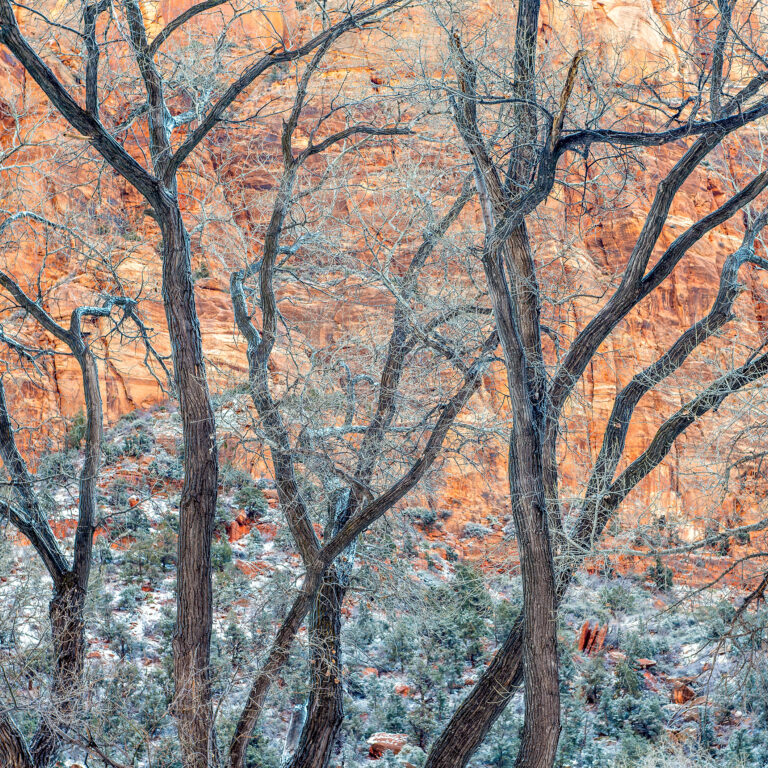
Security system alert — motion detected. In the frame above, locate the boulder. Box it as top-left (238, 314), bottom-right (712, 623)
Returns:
top-left (367, 733), bottom-right (408, 759)
top-left (671, 680), bottom-right (696, 704)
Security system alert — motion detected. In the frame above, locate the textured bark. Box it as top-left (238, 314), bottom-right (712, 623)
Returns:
top-left (483, 239), bottom-right (560, 768)
top-left (451, 4), bottom-right (562, 763)
top-left (120, 7), bottom-right (220, 762)
top-left (424, 617), bottom-right (523, 768)
top-left (160, 204), bottom-right (219, 768)
top-left (287, 489), bottom-right (354, 768)
top-left (29, 578), bottom-right (86, 768)
top-left (286, 571), bottom-right (347, 768)
top-left (0, 713), bottom-right (34, 768)
top-left (425, 259), bottom-right (768, 768)
top-left (501, 8), bottom-right (562, 757)
top-left (228, 575), bottom-right (319, 768)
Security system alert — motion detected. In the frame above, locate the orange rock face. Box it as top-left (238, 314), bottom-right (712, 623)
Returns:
top-left (1, 0), bottom-right (767, 555)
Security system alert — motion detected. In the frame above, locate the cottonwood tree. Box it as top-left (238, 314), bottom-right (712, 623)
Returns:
top-left (0, 2), bottom-right (423, 766)
top-left (413, 2), bottom-right (768, 768)
top-left (224, 61), bottom-right (498, 766)
top-left (0, 3), bottom-right (501, 767)
top-left (0, 216), bottom-right (147, 767)
top-left (6, 3), bottom-right (768, 768)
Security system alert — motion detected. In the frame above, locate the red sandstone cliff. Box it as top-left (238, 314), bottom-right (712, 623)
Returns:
top-left (2, 0), bottom-right (767, 541)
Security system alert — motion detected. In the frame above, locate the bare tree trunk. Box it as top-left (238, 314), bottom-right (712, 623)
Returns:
top-left (484, 243), bottom-right (560, 768)
top-left (0, 713), bottom-right (34, 768)
top-left (286, 571), bottom-right (346, 768)
top-left (425, 617), bottom-right (524, 768)
top-left (450, 2), bottom-right (562, 761)
top-left (28, 342), bottom-right (103, 767)
top-left (426, 311), bottom-right (768, 768)
top-left (285, 486), bottom-right (353, 768)
top-left (228, 577), bottom-right (319, 768)
top-left (29, 577), bottom-right (86, 768)
top-left (159, 203), bottom-right (219, 768)
top-left (0, 301), bottom-right (107, 768)
top-left (508, 447), bottom-right (559, 768)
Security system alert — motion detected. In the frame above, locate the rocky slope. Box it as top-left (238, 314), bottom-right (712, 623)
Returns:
top-left (4, 402), bottom-right (765, 768)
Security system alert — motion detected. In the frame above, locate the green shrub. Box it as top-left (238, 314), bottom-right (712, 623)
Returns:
top-left (234, 485), bottom-right (268, 517)
top-left (67, 409), bottom-right (87, 449)
top-left (211, 538), bottom-right (233, 571)
top-left (646, 556), bottom-right (673, 591)
top-left (600, 693), bottom-right (665, 740)
top-left (109, 478), bottom-right (130, 508)
top-left (123, 431), bottom-right (154, 457)
top-left (600, 583), bottom-right (637, 614)
top-left (614, 657), bottom-right (641, 696)
top-left (580, 654), bottom-right (610, 704)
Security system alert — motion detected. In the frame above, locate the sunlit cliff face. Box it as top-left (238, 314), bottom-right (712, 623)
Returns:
top-left (2, 0), bottom-right (768, 546)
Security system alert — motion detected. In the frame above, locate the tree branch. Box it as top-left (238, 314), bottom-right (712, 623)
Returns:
top-left (147, 0), bottom-right (229, 57)
top-left (547, 169), bottom-right (768, 426)
top-left (167, 0), bottom-right (408, 177)
top-left (0, 1), bottom-right (164, 206)
top-left (583, 242), bottom-right (768, 517)
top-left (0, 380), bottom-right (68, 586)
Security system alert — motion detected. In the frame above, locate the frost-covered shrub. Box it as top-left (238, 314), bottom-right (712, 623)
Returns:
top-left (600, 583), bottom-right (637, 614)
top-left (462, 522), bottom-right (492, 539)
top-left (36, 449), bottom-right (77, 486)
top-left (148, 448), bottom-right (184, 480)
top-left (407, 506), bottom-right (437, 529)
top-left (123, 430), bottom-right (154, 457)
top-left (600, 693), bottom-right (665, 740)
top-left (117, 584), bottom-right (142, 611)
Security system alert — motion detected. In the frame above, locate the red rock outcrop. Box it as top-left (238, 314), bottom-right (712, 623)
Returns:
top-left (367, 732), bottom-right (408, 759)
top-left (577, 621), bottom-right (608, 654)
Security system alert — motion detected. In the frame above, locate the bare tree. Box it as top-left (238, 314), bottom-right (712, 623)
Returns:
top-left (223, 58), bottom-right (494, 760)
top-left (228, 156), bottom-right (497, 766)
top-left (0, 3), bottom-right (414, 766)
top-left (0, 4), bottom-right (501, 767)
top-left (5, 3), bottom-right (768, 768)
top-left (0, 217), bottom-right (144, 767)
top-left (419, 2), bottom-right (768, 767)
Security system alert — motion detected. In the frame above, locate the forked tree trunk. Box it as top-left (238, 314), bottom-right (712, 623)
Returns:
top-left (0, 579), bottom-right (88, 768)
top-left (287, 489), bottom-right (354, 768)
top-left (159, 202), bottom-right (219, 768)
top-left (450, 0), bottom-right (561, 759)
top-left (493, 300), bottom-right (560, 768)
